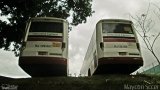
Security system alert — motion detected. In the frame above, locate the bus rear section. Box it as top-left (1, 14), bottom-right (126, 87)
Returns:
top-left (95, 19), bottom-right (143, 74)
top-left (19, 17), bottom-right (68, 77)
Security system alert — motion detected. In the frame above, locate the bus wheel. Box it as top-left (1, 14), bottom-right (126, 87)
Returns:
top-left (88, 69), bottom-right (91, 76)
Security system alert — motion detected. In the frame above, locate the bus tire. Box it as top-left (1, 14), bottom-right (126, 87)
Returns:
top-left (88, 69), bottom-right (91, 76)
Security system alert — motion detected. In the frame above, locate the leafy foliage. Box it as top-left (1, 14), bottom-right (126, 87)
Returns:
top-left (0, 0), bottom-right (93, 56)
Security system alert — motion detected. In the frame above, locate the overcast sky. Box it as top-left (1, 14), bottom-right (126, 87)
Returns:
top-left (0, 0), bottom-right (160, 78)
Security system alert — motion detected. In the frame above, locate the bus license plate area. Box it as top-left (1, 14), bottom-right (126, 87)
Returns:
top-left (38, 51), bottom-right (48, 55)
top-left (119, 52), bottom-right (127, 55)
top-left (52, 42), bottom-right (61, 47)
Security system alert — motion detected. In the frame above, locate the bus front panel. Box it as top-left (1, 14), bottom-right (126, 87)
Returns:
top-left (19, 19), bottom-right (68, 76)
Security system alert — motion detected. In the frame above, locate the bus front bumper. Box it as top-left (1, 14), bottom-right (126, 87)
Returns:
top-left (94, 57), bottom-right (143, 74)
top-left (98, 57), bottom-right (143, 65)
top-left (19, 56), bottom-right (68, 77)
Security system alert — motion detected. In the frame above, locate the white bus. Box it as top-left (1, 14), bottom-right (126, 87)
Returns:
top-left (80, 19), bottom-right (143, 76)
top-left (19, 17), bottom-right (68, 77)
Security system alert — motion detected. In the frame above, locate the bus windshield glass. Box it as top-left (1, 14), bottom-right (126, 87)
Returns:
top-left (29, 22), bottom-right (63, 33)
top-left (102, 23), bottom-right (133, 34)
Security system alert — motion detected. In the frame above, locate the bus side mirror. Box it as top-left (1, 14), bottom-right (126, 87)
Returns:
top-left (62, 42), bottom-right (66, 50)
top-left (21, 41), bottom-right (26, 51)
top-left (100, 42), bottom-right (104, 50)
top-left (136, 43), bottom-right (140, 51)
top-left (22, 42), bottom-right (26, 48)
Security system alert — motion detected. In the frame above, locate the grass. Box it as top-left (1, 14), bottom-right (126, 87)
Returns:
top-left (0, 74), bottom-right (160, 90)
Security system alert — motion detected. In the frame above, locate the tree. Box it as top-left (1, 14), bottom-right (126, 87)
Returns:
top-left (131, 3), bottom-right (160, 64)
top-left (0, 0), bottom-right (94, 56)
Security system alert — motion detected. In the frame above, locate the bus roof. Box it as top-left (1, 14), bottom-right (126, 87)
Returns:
top-left (29, 17), bottom-right (67, 23)
top-left (97, 19), bottom-right (133, 24)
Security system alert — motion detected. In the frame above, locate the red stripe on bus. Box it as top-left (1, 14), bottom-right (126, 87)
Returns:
top-left (103, 38), bottom-right (136, 42)
top-left (103, 36), bottom-right (135, 39)
top-left (27, 37), bottom-right (63, 41)
top-left (28, 35), bottom-right (62, 38)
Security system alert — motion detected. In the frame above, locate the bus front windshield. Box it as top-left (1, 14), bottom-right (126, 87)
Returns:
top-left (102, 23), bottom-right (133, 34)
top-left (29, 22), bottom-right (63, 33)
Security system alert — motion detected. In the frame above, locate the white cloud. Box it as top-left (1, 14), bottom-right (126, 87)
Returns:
top-left (0, 49), bottom-right (30, 78)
